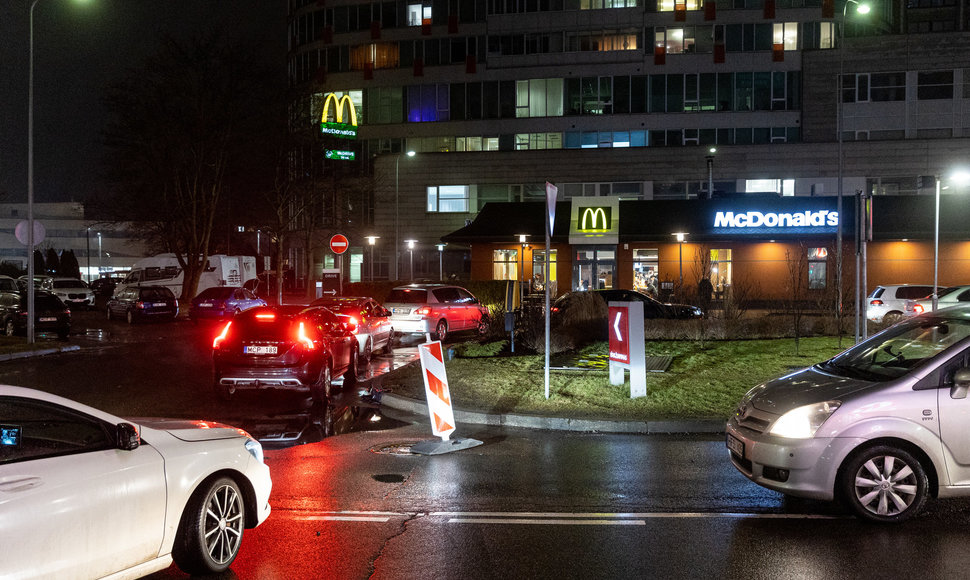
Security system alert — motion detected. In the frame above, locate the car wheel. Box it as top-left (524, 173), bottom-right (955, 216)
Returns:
top-left (840, 444), bottom-right (928, 523)
top-left (884, 312), bottom-right (903, 324)
top-left (4, 319), bottom-right (15, 337)
top-left (384, 330), bottom-right (395, 353)
top-left (433, 320), bottom-right (448, 342)
top-left (312, 364), bottom-right (332, 404)
top-left (360, 339), bottom-right (372, 367)
top-left (212, 378), bottom-right (232, 402)
top-left (126, 310), bottom-right (135, 325)
top-left (172, 476), bottom-right (245, 575)
top-left (477, 313), bottom-right (491, 337)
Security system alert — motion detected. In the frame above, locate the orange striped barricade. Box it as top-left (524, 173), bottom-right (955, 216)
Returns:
top-left (410, 340), bottom-right (483, 455)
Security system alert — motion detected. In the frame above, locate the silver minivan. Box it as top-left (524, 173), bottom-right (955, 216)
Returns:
top-left (727, 305), bottom-right (970, 522)
top-left (384, 284), bottom-right (490, 342)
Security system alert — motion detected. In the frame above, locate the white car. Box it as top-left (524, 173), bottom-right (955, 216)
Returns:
top-left (0, 386), bottom-right (272, 578)
top-left (866, 284), bottom-right (937, 324)
top-left (905, 285), bottom-right (970, 317)
top-left (726, 305), bottom-right (970, 523)
top-left (384, 284), bottom-right (490, 342)
top-left (43, 277), bottom-right (96, 310)
top-left (310, 296), bottom-right (394, 364)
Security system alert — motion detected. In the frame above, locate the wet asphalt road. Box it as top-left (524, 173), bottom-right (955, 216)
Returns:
top-left (7, 309), bottom-right (970, 579)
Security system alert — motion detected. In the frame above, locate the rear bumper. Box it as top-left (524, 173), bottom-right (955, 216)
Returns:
top-left (215, 364), bottom-right (317, 393)
top-left (390, 317), bottom-right (433, 334)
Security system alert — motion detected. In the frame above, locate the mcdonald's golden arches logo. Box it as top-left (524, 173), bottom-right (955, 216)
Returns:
top-left (320, 93), bottom-right (358, 140)
top-left (579, 206), bottom-right (611, 231)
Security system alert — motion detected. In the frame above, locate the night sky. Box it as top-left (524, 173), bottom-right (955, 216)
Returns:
top-left (0, 1), bottom-right (287, 205)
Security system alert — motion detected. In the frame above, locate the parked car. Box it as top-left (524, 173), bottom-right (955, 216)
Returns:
top-left (866, 284), bottom-right (938, 323)
top-left (726, 304), bottom-right (970, 523)
top-left (551, 289), bottom-right (703, 321)
top-left (0, 291), bottom-right (71, 340)
top-left (0, 275), bottom-right (19, 293)
top-left (106, 285), bottom-right (179, 324)
top-left (384, 284), bottom-right (490, 342)
top-left (16, 275), bottom-right (51, 291)
top-left (211, 305), bottom-right (357, 401)
top-left (43, 277), bottom-right (95, 310)
top-left (0, 385), bottom-right (271, 578)
top-left (190, 286), bottom-right (266, 323)
top-left (905, 285), bottom-right (970, 317)
top-left (310, 296), bottom-right (394, 364)
top-left (89, 274), bottom-right (126, 298)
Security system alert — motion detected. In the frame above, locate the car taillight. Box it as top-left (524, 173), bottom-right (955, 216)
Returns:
top-left (415, 307), bottom-right (432, 315)
top-left (914, 304), bottom-right (925, 314)
top-left (297, 321), bottom-right (315, 350)
top-left (550, 307), bottom-right (561, 313)
top-left (136, 301), bottom-right (146, 309)
top-left (869, 299), bottom-right (883, 306)
top-left (213, 321), bottom-right (231, 349)
top-left (347, 316), bottom-right (360, 333)
top-left (255, 313), bottom-right (276, 321)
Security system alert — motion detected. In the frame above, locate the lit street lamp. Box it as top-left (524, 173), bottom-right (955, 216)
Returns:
top-left (673, 232), bottom-right (688, 292)
top-left (394, 151), bottom-right (416, 280)
top-left (366, 236), bottom-right (379, 281)
top-left (838, 0), bottom-right (871, 338)
top-left (933, 170), bottom-right (970, 311)
top-left (706, 147), bottom-right (716, 199)
top-left (405, 239), bottom-right (417, 281)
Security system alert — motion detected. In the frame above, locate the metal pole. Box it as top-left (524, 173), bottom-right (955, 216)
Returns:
top-left (837, 3), bottom-right (846, 337)
top-left (395, 156), bottom-right (400, 281)
top-left (86, 228), bottom-right (91, 283)
top-left (27, 0), bottom-right (40, 343)
top-left (933, 176), bottom-right (940, 311)
top-left (861, 190), bottom-right (868, 340)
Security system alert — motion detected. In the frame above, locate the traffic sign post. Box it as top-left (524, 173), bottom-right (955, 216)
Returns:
top-left (608, 301), bottom-right (647, 398)
top-left (411, 340), bottom-right (483, 455)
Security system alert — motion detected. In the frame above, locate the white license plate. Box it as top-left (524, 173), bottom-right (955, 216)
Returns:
top-left (153, 302), bottom-right (169, 307)
top-left (39, 317), bottom-right (57, 322)
top-left (244, 345), bottom-right (278, 355)
top-left (726, 433), bottom-right (744, 457)
top-left (392, 308), bottom-right (409, 314)
top-left (199, 303), bottom-right (213, 308)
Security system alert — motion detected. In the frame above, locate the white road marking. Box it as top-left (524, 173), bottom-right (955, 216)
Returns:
top-left (274, 509), bottom-right (843, 523)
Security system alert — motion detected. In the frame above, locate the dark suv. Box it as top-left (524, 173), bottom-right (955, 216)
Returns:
top-left (106, 285), bottom-right (178, 324)
top-left (0, 291), bottom-right (71, 340)
top-left (211, 305), bottom-right (357, 401)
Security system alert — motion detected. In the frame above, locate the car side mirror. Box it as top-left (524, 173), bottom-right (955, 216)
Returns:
top-left (116, 423), bottom-right (140, 451)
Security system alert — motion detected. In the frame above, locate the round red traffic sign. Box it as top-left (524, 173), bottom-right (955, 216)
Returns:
top-left (329, 234), bottom-right (349, 254)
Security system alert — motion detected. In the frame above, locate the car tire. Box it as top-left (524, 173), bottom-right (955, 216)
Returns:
top-left (172, 476), bottom-right (245, 575)
top-left (884, 312), bottom-right (903, 324)
top-left (477, 313), bottom-right (490, 337)
top-left (360, 339), bottom-right (372, 367)
top-left (840, 444), bottom-right (928, 523)
top-left (384, 330), bottom-right (394, 354)
top-left (312, 364), bottom-right (332, 404)
top-left (344, 349), bottom-right (359, 386)
top-left (433, 320), bottom-right (448, 342)
top-left (4, 319), bottom-right (15, 337)
top-left (126, 310), bottom-right (135, 325)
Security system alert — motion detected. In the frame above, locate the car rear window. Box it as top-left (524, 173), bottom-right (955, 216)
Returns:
top-left (386, 289), bottom-right (429, 304)
top-left (139, 288), bottom-right (174, 301)
top-left (198, 287), bottom-right (233, 300)
top-left (31, 295), bottom-right (66, 310)
top-left (895, 286), bottom-right (934, 300)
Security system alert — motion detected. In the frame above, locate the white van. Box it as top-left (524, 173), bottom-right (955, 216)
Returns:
top-left (113, 254), bottom-right (257, 299)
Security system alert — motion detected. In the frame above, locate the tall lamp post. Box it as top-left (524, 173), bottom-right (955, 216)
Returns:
top-left (435, 243), bottom-right (446, 281)
top-left (705, 147), bottom-right (716, 199)
top-left (673, 232), bottom-right (687, 286)
top-left (366, 236), bottom-right (379, 281)
top-left (933, 170), bottom-right (970, 311)
top-left (405, 239), bottom-right (417, 281)
top-left (838, 0), bottom-right (871, 339)
top-left (394, 151), bottom-right (416, 280)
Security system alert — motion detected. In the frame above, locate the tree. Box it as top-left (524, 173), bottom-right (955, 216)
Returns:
top-left (60, 250), bottom-right (81, 279)
top-left (44, 248), bottom-right (60, 276)
top-left (32, 250), bottom-right (45, 277)
top-left (98, 34), bottom-right (272, 300)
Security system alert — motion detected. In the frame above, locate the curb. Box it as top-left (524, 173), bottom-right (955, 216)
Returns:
top-left (380, 392), bottom-right (726, 435)
top-left (0, 344), bottom-right (81, 362)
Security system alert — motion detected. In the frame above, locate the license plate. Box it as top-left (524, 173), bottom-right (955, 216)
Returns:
top-left (199, 303), bottom-right (213, 308)
top-left (244, 345), bottom-right (278, 355)
top-left (393, 308), bottom-right (409, 314)
top-left (39, 317), bottom-right (57, 322)
top-left (153, 302), bottom-right (168, 307)
top-left (726, 433), bottom-right (744, 457)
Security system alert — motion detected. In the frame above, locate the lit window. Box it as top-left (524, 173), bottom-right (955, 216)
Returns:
top-left (772, 23), bottom-right (798, 51)
top-left (710, 249), bottom-right (732, 293)
top-left (657, 0), bottom-right (700, 11)
top-left (808, 247), bottom-right (828, 289)
top-left (427, 185), bottom-right (469, 213)
top-left (493, 249), bottom-right (518, 280)
top-left (408, 3), bottom-right (431, 26)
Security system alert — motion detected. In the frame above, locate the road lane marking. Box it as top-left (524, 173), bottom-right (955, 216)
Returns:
top-left (448, 518), bottom-right (646, 525)
top-left (273, 509), bottom-right (844, 523)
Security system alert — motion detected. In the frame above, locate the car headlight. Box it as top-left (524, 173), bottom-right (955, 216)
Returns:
top-left (245, 438), bottom-right (264, 464)
top-left (769, 401), bottom-right (841, 439)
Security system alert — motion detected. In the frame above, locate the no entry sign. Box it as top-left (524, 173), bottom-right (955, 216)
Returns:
top-left (329, 234), bottom-right (349, 254)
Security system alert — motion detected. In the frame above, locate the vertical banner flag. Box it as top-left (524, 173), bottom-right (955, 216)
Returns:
top-left (418, 341), bottom-right (456, 441)
top-left (545, 182), bottom-right (558, 236)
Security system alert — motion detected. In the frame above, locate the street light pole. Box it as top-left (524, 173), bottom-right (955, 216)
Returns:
top-left (394, 151), bottom-right (415, 281)
top-left (366, 236), bottom-right (379, 281)
top-left (405, 239), bottom-right (417, 281)
top-left (436, 243), bottom-right (446, 281)
top-left (27, 0), bottom-right (41, 343)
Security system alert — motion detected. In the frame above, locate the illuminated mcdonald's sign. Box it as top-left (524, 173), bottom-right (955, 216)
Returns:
top-left (579, 207), bottom-right (611, 231)
top-left (320, 93), bottom-right (358, 140)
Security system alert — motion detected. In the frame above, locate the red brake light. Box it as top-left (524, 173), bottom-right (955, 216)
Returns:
top-left (213, 321), bottom-right (231, 349)
top-left (415, 307), bottom-right (432, 315)
top-left (869, 299), bottom-right (883, 306)
top-left (346, 316), bottom-right (359, 334)
top-left (255, 313), bottom-right (276, 321)
top-left (914, 304), bottom-right (925, 314)
top-left (297, 321), bottom-right (315, 350)
top-left (136, 301), bottom-right (146, 310)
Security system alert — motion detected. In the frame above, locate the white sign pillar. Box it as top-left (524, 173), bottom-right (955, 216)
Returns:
top-left (608, 301), bottom-right (647, 398)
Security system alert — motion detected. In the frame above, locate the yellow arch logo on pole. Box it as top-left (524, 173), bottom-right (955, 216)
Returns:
top-left (320, 93), bottom-right (358, 139)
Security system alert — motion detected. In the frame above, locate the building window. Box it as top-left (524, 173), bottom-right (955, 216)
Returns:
top-left (515, 78), bottom-right (565, 118)
top-left (633, 248), bottom-right (659, 297)
top-left (349, 43), bottom-right (399, 71)
top-left (515, 132), bottom-right (563, 150)
top-left (493, 249), bottom-right (518, 280)
top-left (408, 2), bottom-right (431, 26)
top-left (772, 23), bottom-right (798, 50)
top-left (427, 185), bottom-right (470, 212)
top-left (407, 84), bottom-right (450, 122)
top-left (582, 0), bottom-right (640, 8)
top-left (917, 71), bottom-right (954, 100)
top-left (656, 28), bottom-right (696, 54)
top-left (807, 247), bottom-right (828, 289)
top-left (710, 249), bottom-right (732, 294)
top-left (531, 250), bottom-right (558, 294)
top-left (657, 0), bottom-right (701, 11)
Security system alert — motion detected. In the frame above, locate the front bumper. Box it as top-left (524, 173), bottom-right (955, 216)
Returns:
top-left (725, 418), bottom-right (864, 501)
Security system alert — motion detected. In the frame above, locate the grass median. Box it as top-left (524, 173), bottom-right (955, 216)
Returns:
top-left (381, 336), bottom-right (847, 422)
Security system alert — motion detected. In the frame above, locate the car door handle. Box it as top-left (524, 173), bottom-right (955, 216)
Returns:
top-left (0, 476), bottom-right (43, 493)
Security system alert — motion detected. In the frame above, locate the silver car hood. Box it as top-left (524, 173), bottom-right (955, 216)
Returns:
top-left (749, 366), bottom-right (877, 413)
top-left (129, 417), bottom-right (249, 442)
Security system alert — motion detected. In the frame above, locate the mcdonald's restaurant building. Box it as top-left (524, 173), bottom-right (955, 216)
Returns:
top-left (441, 194), bottom-right (970, 305)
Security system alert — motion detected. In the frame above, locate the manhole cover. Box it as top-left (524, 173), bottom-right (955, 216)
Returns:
top-left (370, 441), bottom-right (418, 455)
top-left (372, 473), bottom-right (407, 483)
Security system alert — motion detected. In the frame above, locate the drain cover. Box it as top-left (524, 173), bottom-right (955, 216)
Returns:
top-left (372, 473), bottom-right (407, 483)
top-left (370, 442), bottom-right (418, 455)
